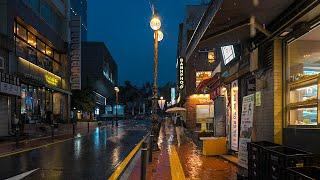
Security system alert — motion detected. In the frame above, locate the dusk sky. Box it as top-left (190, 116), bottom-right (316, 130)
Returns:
top-left (88, 0), bottom-right (202, 86)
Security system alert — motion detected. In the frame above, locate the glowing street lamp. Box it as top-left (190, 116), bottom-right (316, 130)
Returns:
top-left (150, 16), bottom-right (161, 31)
top-left (154, 30), bottom-right (164, 42)
top-left (158, 97), bottom-right (166, 110)
top-left (114, 86), bottom-right (120, 127)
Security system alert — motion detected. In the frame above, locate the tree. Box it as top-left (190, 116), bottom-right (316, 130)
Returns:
top-left (71, 88), bottom-right (95, 113)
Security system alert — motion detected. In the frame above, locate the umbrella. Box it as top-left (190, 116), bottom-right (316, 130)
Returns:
top-left (165, 107), bottom-right (186, 113)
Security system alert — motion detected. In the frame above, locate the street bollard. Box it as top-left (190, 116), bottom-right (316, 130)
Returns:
top-left (141, 142), bottom-right (148, 180)
top-left (15, 127), bottom-right (20, 148)
top-left (149, 135), bottom-right (154, 162)
top-left (51, 124), bottom-right (54, 141)
top-left (87, 122), bottom-right (89, 133)
top-left (73, 123), bottom-right (76, 136)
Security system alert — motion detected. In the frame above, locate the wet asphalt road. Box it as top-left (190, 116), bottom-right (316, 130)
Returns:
top-left (0, 120), bottom-right (150, 180)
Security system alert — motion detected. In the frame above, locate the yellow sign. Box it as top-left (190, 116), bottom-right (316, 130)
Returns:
top-left (255, 91), bottom-right (261, 107)
top-left (45, 74), bottom-right (59, 86)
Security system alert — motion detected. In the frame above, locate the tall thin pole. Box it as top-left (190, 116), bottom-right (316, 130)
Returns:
top-left (152, 30), bottom-right (159, 116)
top-left (115, 91), bottom-right (118, 126)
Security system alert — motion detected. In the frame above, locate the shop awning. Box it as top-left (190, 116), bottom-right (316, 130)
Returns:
top-left (186, 0), bottom-right (297, 60)
top-left (196, 73), bottom-right (221, 100)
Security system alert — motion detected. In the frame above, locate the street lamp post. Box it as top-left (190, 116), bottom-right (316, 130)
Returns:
top-left (150, 14), bottom-right (163, 151)
top-left (114, 87), bottom-right (119, 127)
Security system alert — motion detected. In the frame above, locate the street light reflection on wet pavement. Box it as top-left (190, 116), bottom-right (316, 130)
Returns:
top-left (147, 119), bottom-right (239, 180)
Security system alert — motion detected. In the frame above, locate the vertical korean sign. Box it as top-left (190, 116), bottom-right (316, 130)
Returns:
top-left (238, 94), bottom-right (254, 169)
top-left (231, 80), bottom-right (238, 151)
top-left (70, 16), bottom-right (81, 90)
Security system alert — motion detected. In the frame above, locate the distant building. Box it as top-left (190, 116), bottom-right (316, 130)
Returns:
top-left (0, 0), bottom-right (71, 136)
top-left (80, 42), bottom-right (118, 119)
top-left (70, 0), bottom-right (88, 41)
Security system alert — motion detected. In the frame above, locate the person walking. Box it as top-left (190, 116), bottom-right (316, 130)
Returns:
top-left (175, 115), bottom-right (183, 146)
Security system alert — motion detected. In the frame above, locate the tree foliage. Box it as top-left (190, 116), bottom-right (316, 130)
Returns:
top-left (71, 88), bottom-right (96, 112)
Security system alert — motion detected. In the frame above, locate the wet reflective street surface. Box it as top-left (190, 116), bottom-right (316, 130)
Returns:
top-left (147, 120), bottom-right (239, 180)
top-left (0, 120), bottom-right (150, 180)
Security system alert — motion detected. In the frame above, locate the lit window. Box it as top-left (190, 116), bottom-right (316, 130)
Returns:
top-left (46, 46), bottom-right (53, 57)
top-left (37, 40), bottom-right (45, 54)
top-left (17, 24), bottom-right (27, 41)
top-left (27, 32), bottom-right (36, 47)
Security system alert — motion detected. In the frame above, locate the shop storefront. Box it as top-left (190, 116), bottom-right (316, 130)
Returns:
top-left (14, 21), bottom-right (70, 124)
top-left (0, 72), bottom-right (21, 136)
top-left (283, 19), bottom-right (320, 153)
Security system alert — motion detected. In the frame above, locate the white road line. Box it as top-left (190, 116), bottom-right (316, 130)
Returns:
top-left (5, 168), bottom-right (39, 180)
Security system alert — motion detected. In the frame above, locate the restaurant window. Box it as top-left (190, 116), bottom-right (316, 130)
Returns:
top-left (37, 39), bottom-right (46, 54)
top-left (27, 32), bottom-right (36, 47)
top-left (286, 25), bottom-right (320, 126)
top-left (17, 24), bottom-right (27, 41)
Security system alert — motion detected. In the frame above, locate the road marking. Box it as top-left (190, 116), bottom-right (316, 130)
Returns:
top-left (0, 126), bottom-right (116, 158)
top-left (0, 138), bottom-right (75, 158)
top-left (169, 145), bottom-right (186, 180)
top-left (5, 168), bottom-right (39, 180)
top-left (108, 137), bottom-right (146, 180)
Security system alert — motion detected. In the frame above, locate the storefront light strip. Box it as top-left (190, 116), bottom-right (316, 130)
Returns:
top-left (18, 57), bottom-right (61, 80)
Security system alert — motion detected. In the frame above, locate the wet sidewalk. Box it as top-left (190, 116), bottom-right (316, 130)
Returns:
top-left (144, 121), bottom-right (240, 180)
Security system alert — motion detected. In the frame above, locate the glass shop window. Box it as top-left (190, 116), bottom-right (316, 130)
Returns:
top-left (287, 25), bottom-right (320, 126)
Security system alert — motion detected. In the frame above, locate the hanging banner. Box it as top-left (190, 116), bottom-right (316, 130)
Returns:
top-left (231, 80), bottom-right (239, 151)
top-left (70, 16), bottom-right (81, 90)
top-left (238, 94), bottom-right (255, 169)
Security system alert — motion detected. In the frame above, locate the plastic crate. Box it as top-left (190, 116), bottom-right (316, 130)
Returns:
top-left (286, 166), bottom-right (320, 180)
top-left (266, 146), bottom-right (314, 180)
top-left (247, 141), bottom-right (280, 180)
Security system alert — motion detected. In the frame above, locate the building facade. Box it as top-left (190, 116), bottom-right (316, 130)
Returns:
top-left (0, 0), bottom-right (71, 136)
top-left (180, 0), bottom-right (320, 165)
top-left (70, 0), bottom-right (87, 41)
top-left (80, 42), bottom-right (118, 119)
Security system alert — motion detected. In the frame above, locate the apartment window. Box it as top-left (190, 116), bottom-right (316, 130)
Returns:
top-left (46, 46), bottom-right (53, 57)
top-left (17, 24), bottom-right (27, 41)
top-left (37, 40), bottom-right (45, 54)
top-left (27, 32), bottom-right (36, 47)
top-left (54, 52), bottom-right (60, 62)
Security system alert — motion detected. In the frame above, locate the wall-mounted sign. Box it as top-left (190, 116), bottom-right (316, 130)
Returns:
top-left (70, 16), bottom-right (81, 90)
top-left (0, 72), bottom-right (20, 96)
top-left (239, 94), bottom-right (255, 168)
top-left (45, 74), bottom-right (59, 86)
top-left (255, 91), bottom-right (261, 107)
top-left (171, 88), bottom-right (176, 105)
top-left (208, 50), bottom-right (216, 63)
top-left (231, 80), bottom-right (239, 151)
top-left (221, 45), bottom-right (235, 65)
top-left (196, 71), bottom-right (212, 87)
top-left (179, 58), bottom-right (185, 90)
